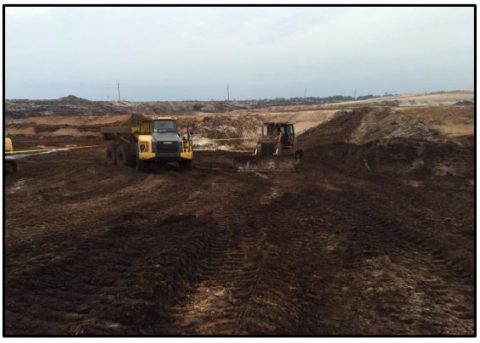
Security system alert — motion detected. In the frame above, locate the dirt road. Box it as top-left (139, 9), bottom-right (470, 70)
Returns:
top-left (4, 134), bottom-right (475, 336)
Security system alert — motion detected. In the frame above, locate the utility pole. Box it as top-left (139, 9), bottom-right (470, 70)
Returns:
top-left (227, 83), bottom-right (230, 101)
top-left (117, 80), bottom-right (121, 101)
top-left (304, 88), bottom-right (307, 99)
top-left (354, 88), bottom-right (357, 99)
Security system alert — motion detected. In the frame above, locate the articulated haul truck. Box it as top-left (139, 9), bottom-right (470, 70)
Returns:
top-left (101, 116), bottom-right (193, 172)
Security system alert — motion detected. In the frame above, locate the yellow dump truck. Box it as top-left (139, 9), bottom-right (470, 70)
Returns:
top-left (5, 136), bottom-right (17, 174)
top-left (101, 116), bottom-right (193, 172)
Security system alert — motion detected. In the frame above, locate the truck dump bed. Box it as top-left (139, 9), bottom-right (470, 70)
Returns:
top-left (100, 126), bottom-right (131, 134)
top-left (100, 126), bottom-right (133, 141)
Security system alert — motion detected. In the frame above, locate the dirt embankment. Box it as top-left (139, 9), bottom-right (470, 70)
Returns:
top-left (298, 107), bottom-right (474, 183)
top-left (300, 107), bottom-right (452, 147)
top-left (321, 91), bottom-right (474, 108)
top-left (394, 106), bottom-right (474, 136)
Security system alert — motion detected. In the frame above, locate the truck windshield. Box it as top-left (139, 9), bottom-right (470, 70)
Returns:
top-left (153, 120), bottom-right (177, 133)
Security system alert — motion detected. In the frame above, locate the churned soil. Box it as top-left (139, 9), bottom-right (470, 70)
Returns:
top-left (4, 128), bottom-right (474, 335)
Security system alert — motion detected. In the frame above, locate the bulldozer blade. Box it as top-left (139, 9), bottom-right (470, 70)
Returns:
top-left (234, 155), bottom-right (297, 172)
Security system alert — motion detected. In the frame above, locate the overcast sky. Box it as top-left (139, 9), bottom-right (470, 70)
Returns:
top-left (4, 6), bottom-right (474, 101)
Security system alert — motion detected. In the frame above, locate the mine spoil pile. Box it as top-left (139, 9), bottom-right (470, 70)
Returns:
top-left (4, 106), bottom-right (475, 336)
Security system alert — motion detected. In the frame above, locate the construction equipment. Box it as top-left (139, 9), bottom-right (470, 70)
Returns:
top-left (5, 135), bottom-right (17, 174)
top-left (101, 115), bottom-right (193, 172)
top-left (235, 122), bottom-right (303, 172)
top-left (4, 130), bottom-right (100, 175)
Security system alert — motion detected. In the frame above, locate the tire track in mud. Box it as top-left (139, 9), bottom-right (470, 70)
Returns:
top-left (240, 223), bottom-right (326, 335)
top-left (4, 207), bottom-right (223, 335)
top-left (5, 161), bottom-right (166, 247)
top-left (247, 189), bottom-right (355, 335)
top-left (376, 218), bottom-right (475, 334)
top-left (186, 172), bottom-right (346, 335)
top-left (167, 220), bottom-right (267, 335)
top-left (163, 172), bottom-right (269, 335)
top-left (238, 183), bottom-right (475, 335)
top-left (333, 190), bottom-right (475, 335)
top-left (5, 168), bottom-right (271, 336)
top-left (193, 173), bottom-right (333, 335)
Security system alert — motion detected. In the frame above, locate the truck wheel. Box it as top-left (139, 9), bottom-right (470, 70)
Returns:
top-left (116, 144), bottom-right (136, 167)
top-left (179, 159), bottom-right (192, 170)
top-left (106, 145), bottom-right (118, 165)
top-left (136, 158), bottom-right (150, 173)
top-left (116, 145), bottom-right (129, 166)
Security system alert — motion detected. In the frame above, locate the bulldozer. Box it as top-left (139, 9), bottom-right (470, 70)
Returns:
top-left (235, 122), bottom-right (303, 172)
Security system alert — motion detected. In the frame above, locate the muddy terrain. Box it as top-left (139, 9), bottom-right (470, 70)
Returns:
top-left (3, 105), bottom-right (475, 336)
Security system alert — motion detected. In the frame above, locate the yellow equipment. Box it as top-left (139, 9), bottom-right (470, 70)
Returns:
top-left (101, 116), bottom-right (194, 172)
top-left (235, 122), bottom-right (303, 172)
top-left (5, 136), bottom-right (13, 153)
top-left (5, 136), bottom-right (17, 174)
top-left (4, 130), bottom-right (99, 175)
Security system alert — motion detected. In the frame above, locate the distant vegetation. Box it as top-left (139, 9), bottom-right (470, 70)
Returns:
top-left (270, 94), bottom-right (381, 103)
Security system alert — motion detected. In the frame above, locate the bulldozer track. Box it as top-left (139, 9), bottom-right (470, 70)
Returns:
top-left (167, 222), bottom-right (266, 335)
top-left (161, 175), bottom-right (269, 335)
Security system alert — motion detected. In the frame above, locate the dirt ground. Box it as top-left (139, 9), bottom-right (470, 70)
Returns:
top-left (3, 107), bottom-right (475, 336)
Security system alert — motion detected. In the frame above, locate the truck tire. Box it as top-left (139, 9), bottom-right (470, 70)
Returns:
top-left (115, 145), bottom-right (128, 166)
top-left (136, 158), bottom-right (150, 173)
top-left (106, 145), bottom-right (118, 165)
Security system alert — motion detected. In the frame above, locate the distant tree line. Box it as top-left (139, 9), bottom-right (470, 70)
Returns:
top-left (269, 94), bottom-right (381, 103)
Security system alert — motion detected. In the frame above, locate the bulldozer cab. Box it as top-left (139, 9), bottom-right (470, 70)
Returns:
top-left (263, 122), bottom-right (295, 149)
